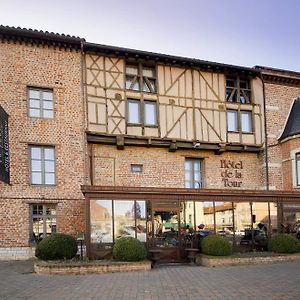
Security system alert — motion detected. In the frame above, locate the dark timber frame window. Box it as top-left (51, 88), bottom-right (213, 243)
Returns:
top-left (227, 110), bottom-right (252, 133)
top-left (30, 204), bottom-right (57, 242)
top-left (29, 146), bottom-right (56, 185)
top-left (226, 76), bottom-right (251, 104)
top-left (127, 99), bottom-right (157, 126)
top-left (125, 64), bottom-right (156, 93)
top-left (296, 153), bottom-right (300, 186)
top-left (28, 87), bottom-right (54, 118)
top-left (185, 159), bottom-right (203, 188)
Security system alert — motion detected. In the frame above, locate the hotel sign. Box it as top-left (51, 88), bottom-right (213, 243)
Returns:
top-left (0, 105), bottom-right (10, 184)
top-left (220, 160), bottom-right (243, 187)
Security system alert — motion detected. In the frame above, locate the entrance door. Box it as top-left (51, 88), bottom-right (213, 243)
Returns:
top-left (147, 201), bottom-right (191, 262)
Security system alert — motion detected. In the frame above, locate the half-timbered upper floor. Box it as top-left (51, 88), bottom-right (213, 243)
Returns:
top-left (85, 43), bottom-right (264, 153)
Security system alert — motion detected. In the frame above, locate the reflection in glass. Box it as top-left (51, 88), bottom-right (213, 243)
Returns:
top-left (114, 201), bottom-right (135, 239)
top-left (203, 201), bottom-right (215, 231)
top-left (90, 200), bottom-right (113, 243)
top-left (214, 202), bottom-right (233, 235)
top-left (136, 201), bottom-right (146, 242)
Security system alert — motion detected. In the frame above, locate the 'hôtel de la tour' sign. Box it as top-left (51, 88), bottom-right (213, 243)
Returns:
top-left (0, 105), bottom-right (9, 184)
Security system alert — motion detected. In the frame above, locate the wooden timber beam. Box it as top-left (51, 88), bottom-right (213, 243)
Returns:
top-left (86, 132), bottom-right (263, 153)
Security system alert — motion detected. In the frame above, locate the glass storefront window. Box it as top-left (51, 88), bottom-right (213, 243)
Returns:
top-left (90, 200), bottom-right (113, 243)
top-left (136, 201), bottom-right (147, 242)
top-left (203, 201), bottom-right (215, 232)
top-left (215, 202), bottom-right (234, 237)
top-left (90, 200), bottom-right (147, 244)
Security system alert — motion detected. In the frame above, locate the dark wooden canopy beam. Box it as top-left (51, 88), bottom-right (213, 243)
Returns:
top-left (81, 185), bottom-right (300, 203)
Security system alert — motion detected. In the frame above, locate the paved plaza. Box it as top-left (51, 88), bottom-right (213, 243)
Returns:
top-left (0, 260), bottom-right (299, 300)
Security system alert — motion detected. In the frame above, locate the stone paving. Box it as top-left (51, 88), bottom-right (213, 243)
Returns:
top-left (0, 260), bottom-right (299, 299)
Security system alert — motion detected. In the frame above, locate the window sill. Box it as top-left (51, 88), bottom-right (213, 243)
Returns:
top-left (30, 184), bottom-right (56, 187)
top-left (126, 89), bottom-right (157, 95)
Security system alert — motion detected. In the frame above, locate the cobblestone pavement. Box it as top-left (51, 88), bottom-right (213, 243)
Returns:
top-left (0, 260), bottom-right (299, 300)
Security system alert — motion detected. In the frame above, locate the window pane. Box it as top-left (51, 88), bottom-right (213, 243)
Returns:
top-left (132, 81), bottom-right (140, 91)
top-left (43, 110), bottom-right (53, 118)
top-left (126, 66), bottom-right (138, 75)
top-left (31, 147), bottom-right (42, 159)
top-left (143, 68), bottom-right (155, 77)
top-left (136, 201), bottom-right (146, 242)
top-left (90, 200), bottom-right (113, 243)
top-left (227, 111), bottom-right (237, 131)
top-left (42, 91), bottom-right (53, 101)
top-left (144, 102), bottom-right (157, 125)
top-left (29, 99), bottom-right (41, 109)
top-left (31, 160), bottom-right (42, 172)
top-left (125, 76), bottom-right (134, 89)
top-left (114, 201), bottom-right (135, 239)
top-left (29, 108), bottom-right (41, 117)
top-left (29, 89), bottom-right (40, 99)
top-left (32, 172), bottom-right (42, 184)
top-left (143, 82), bottom-right (151, 93)
top-left (45, 161), bottom-right (55, 172)
top-left (43, 100), bottom-right (53, 110)
top-left (45, 173), bottom-right (55, 185)
top-left (185, 159), bottom-right (202, 189)
top-left (128, 101), bottom-right (140, 123)
top-left (297, 155), bottom-right (300, 186)
top-left (44, 148), bottom-right (54, 160)
top-left (241, 111), bottom-right (252, 132)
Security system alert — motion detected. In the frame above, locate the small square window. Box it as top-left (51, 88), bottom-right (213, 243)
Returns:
top-left (131, 164), bottom-right (143, 173)
top-left (28, 87), bottom-right (53, 119)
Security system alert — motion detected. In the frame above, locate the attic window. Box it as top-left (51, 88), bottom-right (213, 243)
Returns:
top-left (226, 76), bottom-right (251, 104)
top-left (126, 64), bottom-right (156, 93)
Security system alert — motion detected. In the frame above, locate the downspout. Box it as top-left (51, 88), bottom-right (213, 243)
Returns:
top-left (259, 72), bottom-right (272, 234)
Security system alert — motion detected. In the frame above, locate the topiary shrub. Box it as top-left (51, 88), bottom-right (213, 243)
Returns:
top-left (113, 236), bottom-right (147, 262)
top-left (201, 234), bottom-right (232, 256)
top-left (268, 234), bottom-right (300, 254)
top-left (35, 233), bottom-right (78, 260)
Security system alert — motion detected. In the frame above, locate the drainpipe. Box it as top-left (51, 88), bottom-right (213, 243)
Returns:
top-left (260, 73), bottom-right (272, 235)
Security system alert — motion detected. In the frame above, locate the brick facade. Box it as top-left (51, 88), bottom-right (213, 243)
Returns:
top-left (92, 144), bottom-right (263, 190)
top-left (0, 39), bottom-right (87, 255)
top-left (1, 27), bottom-right (300, 260)
top-left (264, 81), bottom-right (300, 190)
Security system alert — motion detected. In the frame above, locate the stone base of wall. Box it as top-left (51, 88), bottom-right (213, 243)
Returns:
top-left (34, 260), bottom-right (152, 275)
top-left (196, 253), bottom-right (300, 267)
top-left (0, 247), bottom-right (36, 260)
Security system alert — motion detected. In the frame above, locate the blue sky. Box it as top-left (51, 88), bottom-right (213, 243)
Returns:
top-left (0, 0), bottom-right (299, 71)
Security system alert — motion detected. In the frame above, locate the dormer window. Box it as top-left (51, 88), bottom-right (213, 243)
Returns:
top-left (226, 76), bottom-right (251, 104)
top-left (125, 64), bottom-right (156, 93)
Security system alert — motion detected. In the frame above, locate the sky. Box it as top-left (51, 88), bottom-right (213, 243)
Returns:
top-left (0, 0), bottom-right (300, 71)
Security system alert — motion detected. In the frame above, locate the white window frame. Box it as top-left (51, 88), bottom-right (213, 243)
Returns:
top-left (185, 158), bottom-right (203, 188)
top-left (28, 87), bottom-right (54, 119)
top-left (227, 110), bottom-right (252, 133)
top-left (127, 99), bottom-right (157, 126)
top-left (29, 145), bottom-right (56, 185)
